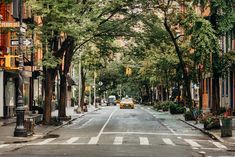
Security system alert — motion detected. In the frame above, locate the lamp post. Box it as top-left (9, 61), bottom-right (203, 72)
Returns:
top-left (14, 0), bottom-right (27, 137)
top-left (93, 71), bottom-right (97, 108)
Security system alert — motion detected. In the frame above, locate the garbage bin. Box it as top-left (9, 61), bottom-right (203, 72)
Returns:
top-left (220, 117), bottom-right (232, 137)
top-left (24, 118), bottom-right (35, 136)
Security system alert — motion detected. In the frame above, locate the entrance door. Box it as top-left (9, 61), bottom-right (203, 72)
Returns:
top-left (231, 71), bottom-right (234, 110)
top-left (0, 71), bottom-right (3, 117)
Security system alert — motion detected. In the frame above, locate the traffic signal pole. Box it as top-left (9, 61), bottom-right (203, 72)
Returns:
top-left (14, 0), bottom-right (27, 137)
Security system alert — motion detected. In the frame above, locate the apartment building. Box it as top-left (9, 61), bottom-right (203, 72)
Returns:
top-left (0, 1), bottom-right (43, 118)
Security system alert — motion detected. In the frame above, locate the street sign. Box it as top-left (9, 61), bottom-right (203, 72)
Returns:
top-left (10, 39), bottom-right (33, 47)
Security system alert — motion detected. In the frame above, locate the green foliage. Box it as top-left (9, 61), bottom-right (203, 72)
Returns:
top-left (222, 50), bottom-right (235, 72)
top-left (169, 103), bottom-right (186, 114)
top-left (203, 116), bottom-right (220, 130)
top-left (184, 111), bottom-right (196, 121)
top-left (154, 101), bottom-right (175, 112)
top-left (42, 52), bottom-right (61, 69)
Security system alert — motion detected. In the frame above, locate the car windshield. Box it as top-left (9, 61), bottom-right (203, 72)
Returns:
top-left (121, 98), bottom-right (133, 103)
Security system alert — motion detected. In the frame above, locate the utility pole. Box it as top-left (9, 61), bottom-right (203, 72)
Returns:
top-left (89, 87), bottom-right (91, 107)
top-left (14, 0), bottom-right (27, 137)
top-left (78, 53), bottom-right (82, 108)
top-left (93, 71), bottom-right (97, 108)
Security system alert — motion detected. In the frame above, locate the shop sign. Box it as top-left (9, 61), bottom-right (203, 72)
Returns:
top-left (0, 22), bottom-right (20, 28)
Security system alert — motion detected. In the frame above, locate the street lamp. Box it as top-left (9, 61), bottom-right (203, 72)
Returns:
top-left (14, 0), bottom-right (27, 137)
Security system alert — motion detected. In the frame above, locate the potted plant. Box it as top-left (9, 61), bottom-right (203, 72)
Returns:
top-left (200, 113), bottom-right (220, 130)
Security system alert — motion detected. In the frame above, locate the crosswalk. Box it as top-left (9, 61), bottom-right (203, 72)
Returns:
top-left (0, 136), bottom-right (227, 151)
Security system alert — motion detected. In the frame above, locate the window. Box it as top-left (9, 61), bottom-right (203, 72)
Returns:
top-left (226, 77), bottom-right (229, 96)
top-left (206, 78), bottom-right (209, 93)
top-left (222, 79), bottom-right (224, 97)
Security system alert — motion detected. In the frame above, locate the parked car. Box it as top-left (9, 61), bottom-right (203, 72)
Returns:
top-left (120, 98), bottom-right (134, 109)
top-left (107, 95), bottom-right (116, 106)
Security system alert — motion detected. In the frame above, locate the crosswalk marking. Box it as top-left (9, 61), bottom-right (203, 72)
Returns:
top-left (0, 144), bottom-right (9, 148)
top-left (211, 141), bottom-right (227, 149)
top-left (184, 139), bottom-right (201, 148)
top-left (162, 138), bottom-right (175, 146)
top-left (37, 138), bottom-right (56, 145)
top-left (66, 137), bottom-right (79, 144)
top-left (113, 137), bottom-right (123, 145)
top-left (88, 137), bottom-right (99, 144)
top-left (12, 136), bottom-right (227, 150)
top-left (139, 137), bottom-right (149, 145)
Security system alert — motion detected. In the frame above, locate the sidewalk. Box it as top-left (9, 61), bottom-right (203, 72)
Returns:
top-left (172, 113), bottom-right (235, 147)
top-left (0, 105), bottom-right (100, 144)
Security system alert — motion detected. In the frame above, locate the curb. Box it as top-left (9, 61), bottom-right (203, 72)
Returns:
top-left (178, 118), bottom-right (221, 141)
top-left (180, 118), bottom-right (235, 150)
top-left (3, 107), bottom-right (100, 144)
top-left (0, 119), bottom-right (16, 127)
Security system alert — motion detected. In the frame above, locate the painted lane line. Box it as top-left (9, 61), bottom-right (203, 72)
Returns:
top-left (102, 132), bottom-right (202, 136)
top-left (139, 137), bottom-right (149, 145)
top-left (88, 137), bottom-right (99, 145)
top-left (37, 138), bottom-right (56, 145)
top-left (163, 124), bottom-right (176, 135)
top-left (113, 136), bottom-right (123, 145)
top-left (77, 119), bottom-right (93, 129)
top-left (0, 144), bottom-right (9, 148)
top-left (66, 137), bottom-right (79, 144)
top-left (162, 138), bottom-right (175, 146)
top-left (211, 141), bottom-right (227, 149)
top-left (184, 139), bottom-right (201, 148)
top-left (140, 107), bottom-right (177, 135)
top-left (97, 109), bottom-right (118, 138)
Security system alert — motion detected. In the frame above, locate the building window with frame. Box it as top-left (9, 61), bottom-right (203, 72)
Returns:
top-left (222, 79), bottom-right (225, 97)
top-left (206, 78), bottom-right (209, 93)
top-left (226, 77), bottom-right (229, 97)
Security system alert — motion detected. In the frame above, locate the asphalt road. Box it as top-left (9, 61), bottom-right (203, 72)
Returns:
top-left (0, 105), bottom-right (234, 157)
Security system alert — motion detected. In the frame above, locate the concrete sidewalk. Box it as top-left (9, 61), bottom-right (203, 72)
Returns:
top-left (172, 113), bottom-right (235, 147)
top-left (0, 105), bottom-right (100, 144)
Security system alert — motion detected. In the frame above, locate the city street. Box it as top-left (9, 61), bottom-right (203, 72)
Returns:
top-left (0, 105), bottom-right (234, 157)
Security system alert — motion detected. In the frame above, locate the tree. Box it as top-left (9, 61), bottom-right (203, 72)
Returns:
top-left (130, 1), bottom-right (223, 109)
top-left (29, 0), bottom-right (141, 123)
top-left (192, 0), bottom-right (235, 114)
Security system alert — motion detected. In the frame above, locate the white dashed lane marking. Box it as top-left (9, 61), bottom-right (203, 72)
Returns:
top-left (162, 138), bottom-right (175, 146)
top-left (37, 138), bottom-right (56, 145)
top-left (88, 137), bottom-right (99, 145)
top-left (139, 137), bottom-right (149, 145)
top-left (184, 139), bottom-right (201, 148)
top-left (113, 136), bottom-right (123, 145)
top-left (0, 144), bottom-right (9, 148)
top-left (66, 137), bottom-right (79, 144)
top-left (211, 141), bottom-right (227, 149)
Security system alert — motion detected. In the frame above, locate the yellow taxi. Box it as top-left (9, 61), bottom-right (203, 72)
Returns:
top-left (120, 98), bottom-right (134, 109)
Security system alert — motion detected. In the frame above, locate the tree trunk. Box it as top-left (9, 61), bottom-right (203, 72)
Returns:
top-left (164, 18), bottom-right (192, 108)
top-left (198, 69), bottom-right (203, 110)
top-left (212, 72), bottom-right (220, 114)
top-left (210, 7), bottom-right (221, 115)
top-left (58, 37), bottom-right (76, 118)
top-left (80, 67), bottom-right (86, 112)
top-left (43, 68), bottom-right (56, 124)
top-left (58, 72), bottom-right (67, 118)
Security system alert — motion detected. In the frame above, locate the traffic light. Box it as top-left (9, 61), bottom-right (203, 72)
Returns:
top-left (126, 67), bottom-right (132, 76)
top-left (0, 56), bottom-right (5, 68)
top-left (85, 86), bottom-right (91, 92)
top-left (0, 55), bottom-right (19, 70)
